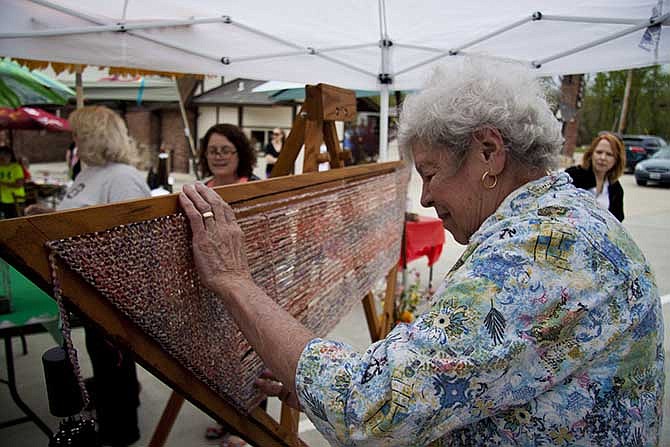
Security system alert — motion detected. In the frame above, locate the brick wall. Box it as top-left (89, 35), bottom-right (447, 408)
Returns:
top-left (11, 128), bottom-right (73, 163)
top-left (126, 108), bottom-right (161, 170)
top-left (160, 108), bottom-right (196, 173)
top-left (126, 109), bottom-right (161, 150)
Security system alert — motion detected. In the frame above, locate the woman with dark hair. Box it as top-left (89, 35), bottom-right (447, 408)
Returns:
top-left (199, 124), bottom-right (259, 187)
top-left (566, 133), bottom-right (626, 221)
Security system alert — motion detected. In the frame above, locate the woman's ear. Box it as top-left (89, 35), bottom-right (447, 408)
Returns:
top-left (473, 127), bottom-right (506, 175)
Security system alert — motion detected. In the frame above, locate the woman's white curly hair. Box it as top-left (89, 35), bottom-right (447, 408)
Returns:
top-left (399, 58), bottom-right (563, 170)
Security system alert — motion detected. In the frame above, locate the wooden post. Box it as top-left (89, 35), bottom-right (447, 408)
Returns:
top-left (280, 405), bottom-right (301, 438)
top-left (618, 69), bottom-right (633, 134)
top-left (270, 111), bottom-right (306, 177)
top-left (302, 118), bottom-right (324, 173)
top-left (75, 66), bottom-right (84, 109)
top-left (362, 291), bottom-right (381, 341)
top-left (380, 265), bottom-right (398, 336)
top-left (148, 392), bottom-right (184, 447)
top-left (173, 76), bottom-right (199, 178)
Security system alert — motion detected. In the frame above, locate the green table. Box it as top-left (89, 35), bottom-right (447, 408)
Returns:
top-left (0, 264), bottom-right (57, 438)
top-left (1, 266), bottom-right (58, 331)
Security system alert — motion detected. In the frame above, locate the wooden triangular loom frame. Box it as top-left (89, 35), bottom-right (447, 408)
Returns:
top-left (0, 84), bottom-right (402, 447)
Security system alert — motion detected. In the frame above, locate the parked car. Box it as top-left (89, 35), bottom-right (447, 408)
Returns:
top-left (634, 146), bottom-right (670, 186)
top-left (622, 134), bottom-right (667, 172)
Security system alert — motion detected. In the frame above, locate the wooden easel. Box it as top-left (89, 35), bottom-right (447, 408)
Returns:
top-left (0, 162), bottom-right (403, 447)
top-left (148, 83), bottom-right (399, 446)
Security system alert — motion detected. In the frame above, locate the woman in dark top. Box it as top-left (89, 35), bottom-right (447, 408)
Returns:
top-left (264, 127), bottom-right (285, 178)
top-left (566, 132), bottom-right (625, 221)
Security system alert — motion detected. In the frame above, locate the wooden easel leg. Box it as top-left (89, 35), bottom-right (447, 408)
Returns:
top-left (380, 265), bottom-right (398, 337)
top-left (362, 291), bottom-right (381, 342)
top-left (148, 391), bottom-right (185, 447)
top-left (361, 265), bottom-right (398, 343)
top-left (280, 403), bottom-right (300, 439)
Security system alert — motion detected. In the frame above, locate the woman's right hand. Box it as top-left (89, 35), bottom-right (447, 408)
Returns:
top-left (179, 183), bottom-right (253, 295)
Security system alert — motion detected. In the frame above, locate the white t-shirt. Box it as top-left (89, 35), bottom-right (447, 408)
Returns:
top-left (589, 179), bottom-right (610, 211)
top-left (58, 162), bottom-right (151, 210)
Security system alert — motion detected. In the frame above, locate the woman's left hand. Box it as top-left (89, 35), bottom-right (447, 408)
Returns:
top-left (254, 369), bottom-right (301, 410)
top-left (179, 183), bottom-right (252, 294)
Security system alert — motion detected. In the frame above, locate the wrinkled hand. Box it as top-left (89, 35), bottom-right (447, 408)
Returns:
top-left (179, 183), bottom-right (252, 294)
top-left (254, 369), bottom-right (301, 410)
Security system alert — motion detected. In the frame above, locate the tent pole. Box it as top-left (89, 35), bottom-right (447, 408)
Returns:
top-left (173, 77), bottom-right (199, 179)
top-left (25, 0), bottom-right (225, 68)
top-left (379, 85), bottom-right (389, 162)
top-left (75, 65), bottom-right (84, 109)
top-left (377, 0), bottom-right (391, 162)
top-left (541, 15), bottom-right (646, 25)
top-left (395, 52), bottom-right (527, 79)
top-left (448, 14), bottom-right (536, 55)
top-left (0, 17), bottom-right (226, 39)
top-left (23, 0), bottom-right (378, 83)
top-left (532, 12), bottom-right (670, 68)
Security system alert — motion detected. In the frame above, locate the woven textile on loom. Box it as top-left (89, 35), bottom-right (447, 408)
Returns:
top-left (46, 169), bottom-right (408, 413)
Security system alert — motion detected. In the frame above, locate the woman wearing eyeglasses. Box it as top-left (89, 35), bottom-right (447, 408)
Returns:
top-left (264, 127), bottom-right (285, 178)
top-left (199, 124), bottom-right (259, 188)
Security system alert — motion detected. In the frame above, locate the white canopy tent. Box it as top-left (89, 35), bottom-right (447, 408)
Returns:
top-left (1, 0), bottom-right (668, 160)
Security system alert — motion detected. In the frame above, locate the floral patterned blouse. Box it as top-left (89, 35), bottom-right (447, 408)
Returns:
top-left (295, 173), bottom-right (664, 446)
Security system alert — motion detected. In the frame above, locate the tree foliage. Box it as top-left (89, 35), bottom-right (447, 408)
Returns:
top-left (578, 66), bottom-right (670, 145)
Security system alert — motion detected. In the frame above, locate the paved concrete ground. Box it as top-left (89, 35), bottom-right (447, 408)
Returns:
top-left (1, 165), bottom-right (669, 446)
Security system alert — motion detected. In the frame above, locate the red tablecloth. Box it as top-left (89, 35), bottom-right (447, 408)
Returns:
top-left (398, 215), bottom-right (445, 268)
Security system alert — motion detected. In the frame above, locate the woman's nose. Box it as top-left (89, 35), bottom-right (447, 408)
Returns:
top-left (420, 185), bottom-right (432, 208)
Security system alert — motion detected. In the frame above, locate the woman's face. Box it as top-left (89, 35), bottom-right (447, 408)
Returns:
top-left (413, 141), bottom-right (489, 245)
top-left (206, 133), bottom-right (239, 181)
top-left (591, 139), bottom-right (617, 177)
top-left (272, 128), bottom-right (283, 143)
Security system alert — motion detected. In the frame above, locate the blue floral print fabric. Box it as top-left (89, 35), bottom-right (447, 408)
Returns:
top-left (295, 173), bottom-right (664, 446)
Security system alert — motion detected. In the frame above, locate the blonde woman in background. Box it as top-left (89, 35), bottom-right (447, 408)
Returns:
top-left (27, 105), bottom-right (150, 446)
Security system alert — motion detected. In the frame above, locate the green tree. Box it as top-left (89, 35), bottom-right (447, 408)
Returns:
top-left (579, 66), bottom-right (670, 145)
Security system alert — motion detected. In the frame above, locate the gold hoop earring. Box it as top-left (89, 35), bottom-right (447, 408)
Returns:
top-left (481, 171), bottom-right (498, 189)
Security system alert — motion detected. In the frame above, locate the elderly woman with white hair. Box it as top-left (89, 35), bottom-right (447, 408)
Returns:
top-left (179, 60), bottom-right (663, 446)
